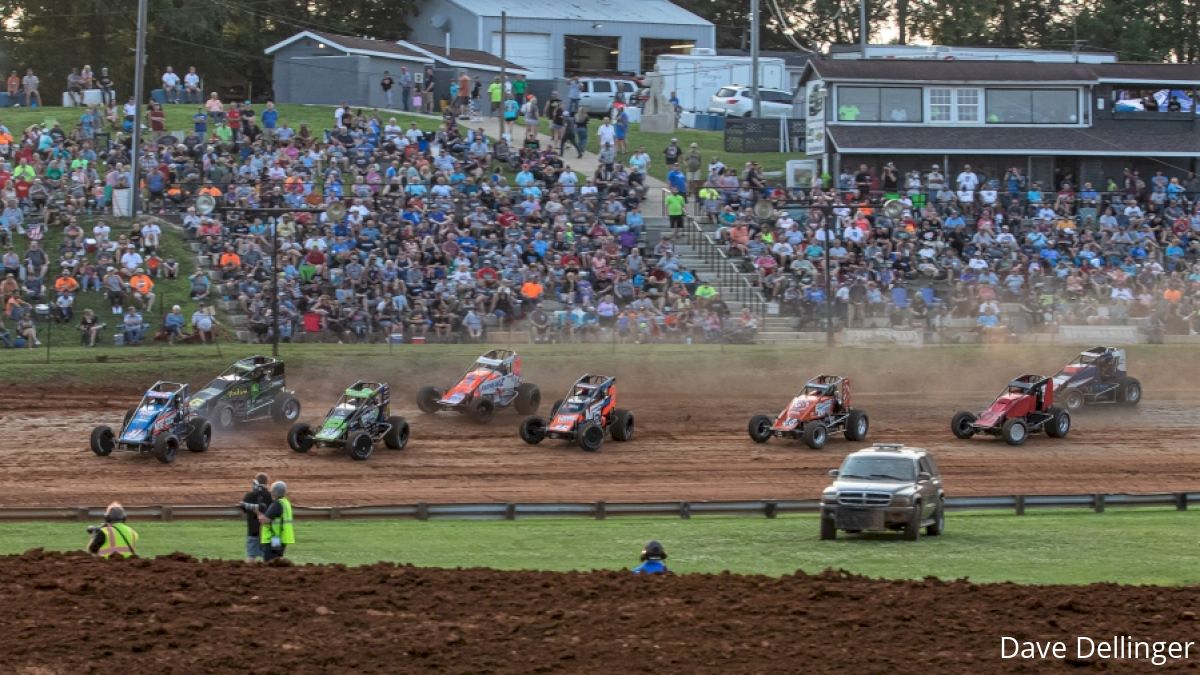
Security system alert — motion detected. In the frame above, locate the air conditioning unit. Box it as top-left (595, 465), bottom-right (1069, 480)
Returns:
top-left (691, 47), bottom-right (716, 56)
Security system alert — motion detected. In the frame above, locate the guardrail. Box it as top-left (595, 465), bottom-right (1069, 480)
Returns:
top-left (3, 492), bottom-right (1198, 522)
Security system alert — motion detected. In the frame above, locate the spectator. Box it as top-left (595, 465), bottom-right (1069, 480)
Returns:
top-left (79, 308), bottom-right (103, 346)
top-left (21, 68), bottom-right (41, 107)
top-left (183, 66), bottom-right (201, 104)
top-left (162, 66), bottom-right (180, 104)
top-left (122, 307), bottom-right (145, 345)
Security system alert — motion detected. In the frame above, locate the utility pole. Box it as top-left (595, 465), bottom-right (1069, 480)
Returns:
top-left (750, 0), bottom-right (761, 118)
top-left (129, 0), bottom-right (148, 219)
top-left (498, 11), bottom-right (507, 139)
top-left (859, 0), bottom-right (868, 53)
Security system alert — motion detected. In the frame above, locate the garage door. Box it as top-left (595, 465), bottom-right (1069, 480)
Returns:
top-left (491, 32), bottom-right (552, 79)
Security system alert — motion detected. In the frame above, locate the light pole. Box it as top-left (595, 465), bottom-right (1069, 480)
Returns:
top-left (129, 0), bottom-right (148, 218)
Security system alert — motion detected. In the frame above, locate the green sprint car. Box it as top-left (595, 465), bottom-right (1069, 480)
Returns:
top-left (287, 381), bottom-right (409, 461)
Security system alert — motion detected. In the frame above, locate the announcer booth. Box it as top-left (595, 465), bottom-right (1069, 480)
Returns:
top-left (798, 57), bottom-right (1200, 189)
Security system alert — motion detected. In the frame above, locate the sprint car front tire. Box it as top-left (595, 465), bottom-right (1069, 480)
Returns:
top-left (951, 411), bottom-right (977, 439)
top-left (384, 416), bottom-right (410, 450)
top-left (747, 415), bottom-right (772, 443)
top-left (90, 426), bottom-right (115, 457)
top-left (519, 416), bottom-right (547, 445)
top-left (467, 397), bottom-right (495, 424)
top-left (153, 434), bottom-right (179, 464)
top-left (802, 422), bottom-right (828, 449)
top-left (1119, 377), bottom-right (1142, 406)
top-left (844, 409), bottom-right (869, 442)
top-left (214, 404), bottom-right (236, 431)
top-left (578, 422), bottom-right (605, 452)
top-left (346, 430), bottom-right (375, 461)
top-left (417, 386), bottom-right (442, 414)
top-left (287, 423), bottom-right (314, 453)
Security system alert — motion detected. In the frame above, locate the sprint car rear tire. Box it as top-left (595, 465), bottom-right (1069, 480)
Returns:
top-left (346, 431), bottom-right (375, 461)
top-left (514, 383), bottom-right (541, 415)
top-left (844, 409), bottom-right (869, 442)
top-left (578, 422), bottom-right (605, 452)
top-left (271, 395), bottom-right (302, 425)
top-left (1046, 407), bottom-right (1071, 439)
top-left (610, 409), bottom-right (634, 442)
top-left (467, 397), bottom-right (495, 424)
top-left (1119, 377), bottom-right (1142, 406)
top-left (1063, 389), bottom-right (1085, 413)
top-left (417, 386), bottom-right (442, 414)
top-left (802, 422), bottom-right (828, 449)
top-left (287, 423), bottom-right (314, 453)
top-left (519, 416), bottom-right (547, 445)
top-left (747, 415), bottom-right (772, 443)
top-left (90, 426), bottom-right (115, 457)
top-left (383, 416), bottom-right (410, 450)
top-left (1001, 418), bottom-right (1028, 446)
top-left (153, 434), bottom-right (179, 464)
top-left (186, 416), bottom-right (212, 452)
top-left (214, 404), bottom-right (236, 431)
top-left (951, 411), bottom-right (977, 439)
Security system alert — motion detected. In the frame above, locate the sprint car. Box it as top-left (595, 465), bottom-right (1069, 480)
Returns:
top-left (90, 382), bottom-right (212, 464)
top-left (747, 374), bottom-right (869, 449)
top-left (519, 374), bottom-right (633, 452)
top-left (287, 381), bottom-right (409, 461)
top-left (1053, 346), bottom-right (1142, 412)
top-left (952, 374), bottom-right (1071, 446)
top-left (417, 349), bottom-right (540, 423)
top-left (189, 355), bottom-right (301, 430)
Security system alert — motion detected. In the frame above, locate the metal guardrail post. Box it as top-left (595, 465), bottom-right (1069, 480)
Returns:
top-left (680, 502), bottom-right (691, 519)
top-left (1093, 493), bottom-right (1105, 513)
top-left (594, 501), bottom-right (606, 520)
top-left (330, 507), bottom-right (341, 520)
top-left (416, 502), bottom-right (429, 521)
top-left (161, 506), bottom-right (173, 522)
top-left (504, 503), bottom-right (516, 520)
top-left (1015, 495), bottom-right (1025, 516)
top-left (764, 501), bottom-right (777, 519)
top-left (1176, 493), bottom-right (1188, 511)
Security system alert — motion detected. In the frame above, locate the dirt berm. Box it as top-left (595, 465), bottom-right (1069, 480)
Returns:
top-left (6, 550), bottom-right (1197, 673)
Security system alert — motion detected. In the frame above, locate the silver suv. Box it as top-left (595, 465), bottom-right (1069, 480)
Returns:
top-left (819, 444), bottom-right (944, 541)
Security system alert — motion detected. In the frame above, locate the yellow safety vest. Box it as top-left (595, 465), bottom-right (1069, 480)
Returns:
top-left (260, 497), bottom-right (295, 545)
top-left (98, 523), bottom-right (138, 558)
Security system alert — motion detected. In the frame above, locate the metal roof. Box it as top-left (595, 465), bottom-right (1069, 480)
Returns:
top-left (443, 0), bottom-right (712, 25)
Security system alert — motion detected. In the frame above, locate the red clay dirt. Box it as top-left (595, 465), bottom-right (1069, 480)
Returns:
top-left (3, 351), bottom-right (1198, 507)
top-left (7, 550), bottom-right (1200, 673)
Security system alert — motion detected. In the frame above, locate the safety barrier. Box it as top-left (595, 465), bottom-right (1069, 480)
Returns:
top-left (2, 492), bottom-right (1198, 522)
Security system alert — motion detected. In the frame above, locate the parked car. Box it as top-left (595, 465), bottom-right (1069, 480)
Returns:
top-left (708, 85), bottom-right (794, 118)
top-left (819, 444), bottom-right (945, 541)
top-left (576, 78), bottom-right (640, 116)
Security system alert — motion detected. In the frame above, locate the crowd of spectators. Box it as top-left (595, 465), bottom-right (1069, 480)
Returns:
top-left (703, 159), bottom-right (1200, 340)
top-left (6, 85), bottom-right (1200, 349)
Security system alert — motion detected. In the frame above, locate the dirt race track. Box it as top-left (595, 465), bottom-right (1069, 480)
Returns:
top-left (4, 348), bottom-right (1200, 507)
top-left (8, 550), bottom-right (1200, 673)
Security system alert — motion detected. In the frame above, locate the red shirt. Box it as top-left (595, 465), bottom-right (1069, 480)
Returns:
top-left (14, 179), bottom-right (30, 199)
top-left (0, 170), bottom-right (9, 190)
top-left (227, 109), bottom-right (241, 129)
top-left (304, 250), bottom-right (326, 266)
top-left (149, 109), bottom-right (165, 131)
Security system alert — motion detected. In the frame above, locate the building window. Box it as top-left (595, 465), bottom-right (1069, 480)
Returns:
top-left (641, 38), bottom-right (693, 74)
top-left (986, 88), bottom-right (1079, 124)
top-left (565, 35), bottom-right (619, 75)
top-left (928, 88), bottom-right (980, 123)
top-left (837, 86), bottom-right (922, 122)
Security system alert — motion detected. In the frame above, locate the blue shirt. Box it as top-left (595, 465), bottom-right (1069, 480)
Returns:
top-left (261, 109), bottom-right (278, 129)
top-left (633, 559), bottom-right (668, 575)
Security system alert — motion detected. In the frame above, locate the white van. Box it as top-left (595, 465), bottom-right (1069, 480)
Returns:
top-left (575, 78), bottom-right (639, 116)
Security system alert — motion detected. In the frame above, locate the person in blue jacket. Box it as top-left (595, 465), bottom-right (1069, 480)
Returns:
top-left (632, 540), bottom-right (669, 575)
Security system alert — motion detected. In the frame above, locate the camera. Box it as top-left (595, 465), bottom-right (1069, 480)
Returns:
top-left (86, 525), bottom-right (99, 534)
top-left (238, 501), bottom-right (260, 513)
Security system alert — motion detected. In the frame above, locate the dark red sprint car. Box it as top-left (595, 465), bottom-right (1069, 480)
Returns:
top-left (951, 374), bottom-right (1071, 446)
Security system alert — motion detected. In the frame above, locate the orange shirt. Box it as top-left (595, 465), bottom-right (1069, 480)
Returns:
top-left (54, 276), bottom-right (80, 294)
top-left (1164, 288), bottom-right (1183, 304)
top-left (199, 185), bottom-right (223, 197)
top-left (520, 281), bottom-right (543, 300)
top-left (219, 252), bottom-right (241, 268)
top-left (5, 75), bottom-right (17, 94)
top-left (130, 274), bottom-right (154, 294)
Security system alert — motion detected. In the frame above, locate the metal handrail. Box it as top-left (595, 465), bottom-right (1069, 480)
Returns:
top-left (7, 492), bottom-right (1193, 521)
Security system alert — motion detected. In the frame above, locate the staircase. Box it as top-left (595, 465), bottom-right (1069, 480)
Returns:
top-left (643, 217), bottom-right (816, 343)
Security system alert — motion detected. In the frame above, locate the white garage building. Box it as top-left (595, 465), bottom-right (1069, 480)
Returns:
top-left (406, 0), bottom-right (715, 82)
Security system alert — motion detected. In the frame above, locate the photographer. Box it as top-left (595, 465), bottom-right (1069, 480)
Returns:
top-left (239, 472), bottom-right (272, 563)
top-left (86, 502), bottom-right (138, 558)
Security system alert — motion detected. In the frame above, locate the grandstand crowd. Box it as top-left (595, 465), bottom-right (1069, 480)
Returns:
top-left (2, 92), bottom-right (1200, 348)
